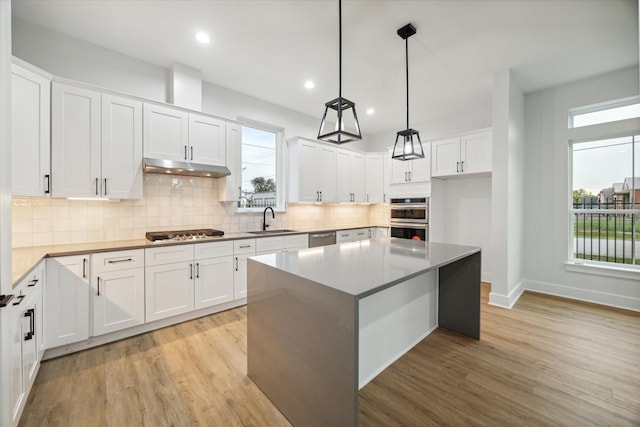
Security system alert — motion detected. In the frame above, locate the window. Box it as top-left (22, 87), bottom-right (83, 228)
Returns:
top-left (569, 98), bottom-right (640, 128)
top-left (238, 123), bottom-right (283, 211)
top-left (570, 136), bottom-right (639, 267)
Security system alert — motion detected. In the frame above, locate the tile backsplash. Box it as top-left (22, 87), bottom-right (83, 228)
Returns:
top-left (12, 174), bottom-right (389, 248)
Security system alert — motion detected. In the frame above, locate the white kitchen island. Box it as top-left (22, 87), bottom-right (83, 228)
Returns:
top-left (247, 238), bottom-right (481, 427)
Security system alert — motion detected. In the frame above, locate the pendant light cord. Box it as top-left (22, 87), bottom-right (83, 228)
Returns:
top-left (338, 0), bottom-right (342, 101)
top-left (405, 36), bottom-right (409, 130)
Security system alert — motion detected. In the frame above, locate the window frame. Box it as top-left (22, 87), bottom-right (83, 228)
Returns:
top-left (236, 118), bottom-right (286, 213)
top-left (567, 133), bottom-right (639, 274)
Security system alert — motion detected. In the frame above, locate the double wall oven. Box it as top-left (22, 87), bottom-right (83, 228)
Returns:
top-left (390, 197), bottom-right (429, 241)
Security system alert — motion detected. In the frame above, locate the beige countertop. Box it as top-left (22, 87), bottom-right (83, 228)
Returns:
top-left (11, 225), bottom-right (389, 287)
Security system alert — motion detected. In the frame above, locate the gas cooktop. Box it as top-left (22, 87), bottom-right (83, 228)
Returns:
top-left (146, 228), bottom-right (224, 243)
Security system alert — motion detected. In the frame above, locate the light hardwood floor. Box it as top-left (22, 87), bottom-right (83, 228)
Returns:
top-left (20, 284), bottom-right (640, 426)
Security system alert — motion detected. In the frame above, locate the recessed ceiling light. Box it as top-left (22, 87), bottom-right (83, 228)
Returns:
top-left (304, 80), bottom-right (315, 89)
top-left (366, 108), bottom-right (375, 115)
top-left (195, 32), bottom-right (211, 44)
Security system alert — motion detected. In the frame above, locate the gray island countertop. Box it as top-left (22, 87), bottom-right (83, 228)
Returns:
top-left (251, 238), bottom-right (480, 298)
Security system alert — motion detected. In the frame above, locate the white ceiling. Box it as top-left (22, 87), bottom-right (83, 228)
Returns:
top-left (11, 0), bottom-right (639, 135)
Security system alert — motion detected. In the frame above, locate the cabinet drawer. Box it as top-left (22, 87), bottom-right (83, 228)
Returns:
top-left (285, 234), bottom-right (309, 250)
top-left (234, 239), bottom-right (256, 255)
top-left (256, 236), bottom-right (285, 254)
top-left (336, 230), bottom-right (354, 243)
top-left (145, 244), bottom-right (194, 267)
top-left (93, 249), bottom-right (144, 273)
top-left (353, 228), bottom-right (371, 240)
top-left (194, 240), bottom-right (234, 260)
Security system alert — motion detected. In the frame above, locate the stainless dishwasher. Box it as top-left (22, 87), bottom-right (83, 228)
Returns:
top-left (308, 231), bottom-right (336, 247)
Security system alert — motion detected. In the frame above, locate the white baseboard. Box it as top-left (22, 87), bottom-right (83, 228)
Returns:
top-left (488, 280), bottom-right (524, 309)
top-left (523, 279), bottom-right (640, 312)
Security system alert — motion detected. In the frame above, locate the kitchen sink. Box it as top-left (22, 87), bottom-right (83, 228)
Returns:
top-left (248, 229), bottom-right (297, 235)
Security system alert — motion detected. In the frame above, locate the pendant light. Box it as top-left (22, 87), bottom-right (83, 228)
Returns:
top-left (392, 23), bottom-right (425, 161)
top-left (318, 0), bottom-right (362, 144)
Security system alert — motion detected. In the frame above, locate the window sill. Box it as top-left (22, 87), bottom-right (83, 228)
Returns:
top-left (565, 261), bottom-right (640, 280)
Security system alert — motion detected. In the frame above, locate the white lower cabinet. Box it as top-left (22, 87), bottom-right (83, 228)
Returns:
top-left (194, 241), bottom-right (234, 309)
top-left (336, 228), bottom-right (372, 243)
top-left (8, 266), bottom-right (43, 427)
top-left (145, 245), bottom-right (195, 322)
top-left (233, 239), bottom-right (256, 300)
top-left (91, 250), bottom-right (145, 336)
top-left (45, 255), bottom-right (90, 348)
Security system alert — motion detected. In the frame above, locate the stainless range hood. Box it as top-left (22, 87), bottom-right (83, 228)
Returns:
top-left (143, 158), bottom-right (231, 178)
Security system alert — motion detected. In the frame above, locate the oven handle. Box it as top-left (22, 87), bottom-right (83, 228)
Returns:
top-left (390, 222), bottom-right (428, 229)
top-left (390, 204), bottom-right (428, 209)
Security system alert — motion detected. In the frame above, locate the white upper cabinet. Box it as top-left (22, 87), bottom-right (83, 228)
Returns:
top-left (143, 103), bottom-right (189, 162)
top-left (337, 149), bottom-right (366, 203)
top-left (365, 153), bottom-right (385, 204)
top-left (288, 137), bottom-right (337, 203)
top-left (389, 145), bottom-right (431, 184)
top-left (218, 122), bottom-right (242, 202)
top-left (431, 128), bottom-right (492, 178)
top-left (101, 94), bottom-right (143, 199)
top-left (51, 82), bottom-right (143, 198)
top-left (51, 82), bottom-right (101, 198)
top-left (11, 62), bottom-right (51, 197)
top-left (143, 102), bottom-right (227, 167)
top-left (188, 113), bottom-right (226, 165)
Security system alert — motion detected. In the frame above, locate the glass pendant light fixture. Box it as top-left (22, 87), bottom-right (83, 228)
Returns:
top-left (318, 0), bottom-right (362, 144)
top-left (392, 23), bottom-right (425, 161)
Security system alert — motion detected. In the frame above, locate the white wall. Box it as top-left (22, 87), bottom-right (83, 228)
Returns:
top-left (431, 177), bottom-right (492, 282)
top-left (490, 69), bottom-right (526, 308)
top-left (11, 18), bottom-right (329, 144)
top-left (0, 1), bottom-right (12, 424)
top-left (366, 97), bottom-right (492, 153)
top-left (523, 65), bottom-right (640, 311)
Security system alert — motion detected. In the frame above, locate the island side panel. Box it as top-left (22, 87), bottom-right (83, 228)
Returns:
top-left (247, 259), bottom-right (358, 427)
top-left (438, 251), bottom-right (481, 339)
top-left (358, 270), bottom-right (438, 389)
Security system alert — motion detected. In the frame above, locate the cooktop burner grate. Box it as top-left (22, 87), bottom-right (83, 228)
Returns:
top-left (146, 228), bottom-right (224, 242)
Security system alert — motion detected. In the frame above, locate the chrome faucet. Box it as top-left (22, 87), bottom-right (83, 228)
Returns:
top-left (263, 206), bottom-right (275, 231)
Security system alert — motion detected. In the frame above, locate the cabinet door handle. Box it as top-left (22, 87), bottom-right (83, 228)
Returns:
top-left (238, 186), bottom-right (242, 200)
top-left (190, 146), bottom-right (194, 161)
top-left (316, 191), bottom-right (319, 202)
top-left (456, 161), bottom-right (460, 173)
top-left (97, 276), bottom-right (101, 296)
top-left (44, 174), bottom-right (50, 194)
top-left (368, 229), bottom-right (372, 238)
top-left (189, 263), bottom-right (193, 280)
top-left (104, 178), bottom-right (107, 196)
top-left (95, 178), bottom-right (99, 195)
top-left (24, 309), bottom-right (34, 341)
top-left (239, 244), bottom-right (251, 249)
top-left (83, 258), bottom-right (87, 278)
top-left (12, 294), bottom-right (25, 306)
top-left (404, 171), bottom-right (407, 181)
top-left (235, 257), bottom-right (239, 271)
top-left (320, 191), bottom-right (322, 201)
top-left (196, 262), bottom-right (200, 279)
top-left (184, 145), bottom-right (188, 161)
top-left (383, 193), bottom-right (386, 203)
top-left (107, 258), bottom-right (133, 264)
top-left (460, 160), bottom-right (464, 172)
top-left (27, 278), bottom-right (38, 287)
top-left (409, 171), bottom-right (412, 181)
